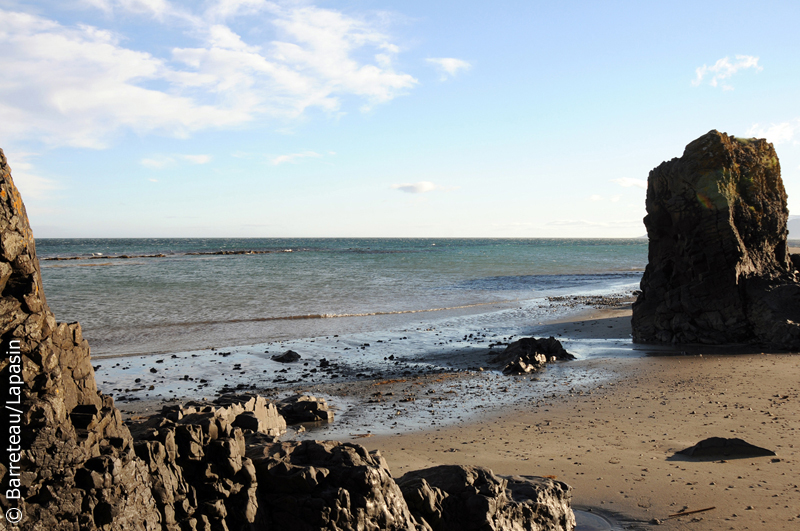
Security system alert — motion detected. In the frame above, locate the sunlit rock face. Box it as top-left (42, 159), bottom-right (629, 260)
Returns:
top-left (0, 148), bottom-right (163, 530)
top-left (632, 130), bottom-right (800, 348)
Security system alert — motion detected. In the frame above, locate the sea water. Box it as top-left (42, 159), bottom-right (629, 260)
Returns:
top-left (37, 238), bottom-right (647, 357)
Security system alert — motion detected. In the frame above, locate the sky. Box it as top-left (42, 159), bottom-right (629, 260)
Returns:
top-left (1, 0), bottom-right (799, 238)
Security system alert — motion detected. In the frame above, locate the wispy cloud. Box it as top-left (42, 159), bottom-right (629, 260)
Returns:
top-left (426, 57), bottom-right (471, 81)
top-left (271, 151), bottom-right (322, 165)
top-left (3, 152), bottom-right (61, 199)
top-left (141, 157), bottom-right (174, 169)
top-left (747, 120), bottom-right (800, 145)
top-left (692, 55), bottom-right (761, 90)
top-left (0, 3), bottom-right (417, 148)
top-left (390, 181), bottom-right (452, 194)
top-left (141, 153), bottom-right (212, 168)
top-left (181, 154), bottom-right (211, 164)
top-left (611, 177), bottom-right (647, 189)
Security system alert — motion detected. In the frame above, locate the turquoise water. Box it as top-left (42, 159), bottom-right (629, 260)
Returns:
top-left (37, 238), bottom-right (647, 356)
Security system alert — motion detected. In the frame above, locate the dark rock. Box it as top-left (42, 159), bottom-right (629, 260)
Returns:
top-left (272, 350), bottom-right (301, 363)
top-left (0, 148), bottom-right (575, 531)
top-left (252, 440), bottom-right (420, 530)
top-left (676, 437), bottom-right (776, 458)
top-left (398, 465), bottom-right (575, 531)
top-left (276, 394), bottom-right (334, 424)
top-left (0, 149), bottom-right (162, 529)
top-left (492, 336), bottom-right (574, 374)
top-left (632, 130), bottom-right (800, 348)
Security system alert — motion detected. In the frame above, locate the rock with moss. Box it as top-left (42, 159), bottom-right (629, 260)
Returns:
top-left (632, 130), bottom-right (800, 348)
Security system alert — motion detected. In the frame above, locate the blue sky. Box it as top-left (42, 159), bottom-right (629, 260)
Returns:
top-left (2, 0), bottom-right (799, 238)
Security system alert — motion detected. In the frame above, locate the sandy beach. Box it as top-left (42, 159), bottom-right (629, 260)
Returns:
top-left (349, 309), bottom-right (800, 530)
top-left (111, 300), bottom-right (800, 529)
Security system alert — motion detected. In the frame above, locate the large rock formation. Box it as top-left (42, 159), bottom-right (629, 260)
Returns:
top-left (632, 130), bottom-right (800, 348)
top-left (0, 148), bottom-right (575, 530)
top-left (0, 150), bottom-right (164, 530)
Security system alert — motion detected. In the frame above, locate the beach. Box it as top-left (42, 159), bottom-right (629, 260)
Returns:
top-left (32, 239), bottom-right (800, 529)
top-left (108, 299), bottom-right (800, 530)
top-left (355, 307), bottom-right (800, 529)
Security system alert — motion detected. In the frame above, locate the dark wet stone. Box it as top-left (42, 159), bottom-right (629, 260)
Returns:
top-left (677, 437), bottom-right (776, 458)
top-left (272, 350), bottom-right (301, 363)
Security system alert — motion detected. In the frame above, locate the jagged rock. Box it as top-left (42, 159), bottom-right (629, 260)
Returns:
top-left (0, 149), bottom-right (163, 529)
top-left (276, 394), bottom-right (334, 424)
top-left (633, 130), bottom-right (800, 348)
top-left (272, 350), bottom-right (301, 363)
top-left (397, 465), bottom-right (575, 531)
top-left (492, 337), bottom-right (574, 374)
top-left (1, 148), bottom-right (575, 531)
top-left (250, 440), bottom-right (421, 530)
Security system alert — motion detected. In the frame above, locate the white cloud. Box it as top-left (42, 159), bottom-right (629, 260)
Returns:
top-left (590, 194), bottom-right (603, 201)
top-left (181, 154), bottom-right (211, 164)
top-left (692, 55), bottom-right (761, 90)
top-left (3, 152), bottom-right (61, 199)
top-left (391, 181), bottom-right (441, 194)
top-left (141, 153), bottom-right (212, 167)
top-left (426, 57), bottom-right (471, 80)
top-left (0, 4), bottom-right (417, 148)
top-left (271, 151), bottom-right (322, 165)
top-left (747, 120), bottom-right (800, 145)
top-left (141, 156), bottom-right (175, 169)
top-left (611, 177), bottom-right (648, 189)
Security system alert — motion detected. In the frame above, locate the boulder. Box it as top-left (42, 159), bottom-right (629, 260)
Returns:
top-left (272, 350), bottom-right (301, 363)
top-left (250, 440), bottom-right (421, 530)
top-left (676, 437), bottom-right (776, 458)
top-left (276, 394), bottom-right (334, 424)
top-left (632, 130), bottom-right (800, 348)
top-left (398, 465), bottom-right (575, 531)
top-left (492, 337), bottom-right (574, 374)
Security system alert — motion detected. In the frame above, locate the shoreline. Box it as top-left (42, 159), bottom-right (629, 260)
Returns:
top-left (107, 301), bottom-right (800, 529)
top-left (352, 318), bottom-right (800, 530)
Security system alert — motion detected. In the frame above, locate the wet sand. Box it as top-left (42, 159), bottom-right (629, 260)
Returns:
top-left (111, 301), bottom-right (800, 529)
top-left (354, 310), bottom-right (800, 530)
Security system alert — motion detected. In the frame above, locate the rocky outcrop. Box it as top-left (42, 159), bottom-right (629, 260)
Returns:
top-left (276, 394), bottom-right (334, 424)
top-left (0, 149), bottom-right (163, 529)
top-left (398, 465), bottom-right (575, 531)
top-left (632, 130), bottom-right (800, 348)
top-left (251, 440), bottom-right (420, 530)
top-left (492, 337), bottom-right (574, 374)
top-left (0, 148), bottom-right (574, 531)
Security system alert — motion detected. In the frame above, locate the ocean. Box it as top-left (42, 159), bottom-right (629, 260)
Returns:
top-left (37, 238), bottom-right (647, 358)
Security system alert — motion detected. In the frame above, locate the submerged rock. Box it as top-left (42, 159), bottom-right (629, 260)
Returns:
top-left (632, 130), bottom-right (800, 348)
top-left (492, 336), bottom-right (574, 374)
